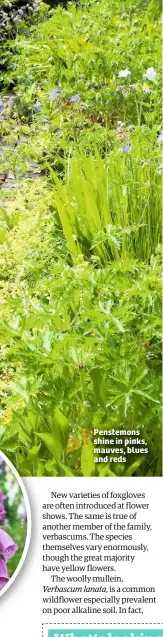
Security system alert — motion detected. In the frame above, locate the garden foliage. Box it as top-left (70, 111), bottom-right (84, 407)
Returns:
top-left (0, 0), bottom-right (162, 477)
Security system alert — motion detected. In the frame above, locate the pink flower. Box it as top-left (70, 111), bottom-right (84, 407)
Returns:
top-left (0, 558), bottom-right (9, 591)
top-left (0, 490), bottom-right (6, 501)
top-left (0, 501), bottom-right (7, 523)
top-left (0, 529), bottom-right (18, 562)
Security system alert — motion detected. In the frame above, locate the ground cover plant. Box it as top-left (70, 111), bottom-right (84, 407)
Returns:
top-left (0, 0), bottom-right (162, 477)
top-left (0, 455), bottom-right (27, 590)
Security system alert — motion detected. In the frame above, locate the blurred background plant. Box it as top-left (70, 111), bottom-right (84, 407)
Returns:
top-left (0, 456), bottom-right (27, 580)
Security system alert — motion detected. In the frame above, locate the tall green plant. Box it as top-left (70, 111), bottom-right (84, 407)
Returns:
top-left (51, 142), bottom-right (161, 264)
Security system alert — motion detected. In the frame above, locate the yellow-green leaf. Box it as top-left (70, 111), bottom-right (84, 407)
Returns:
top-left (81, 440), bottom-right (95, 476)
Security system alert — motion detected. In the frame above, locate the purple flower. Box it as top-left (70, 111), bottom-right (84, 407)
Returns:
top-left (69, 94), bottom-right (81, 104)
top-left (0, 490), bottom-right (6, 502)
top-left (0, 529), bottom-right (18, 563)
top-left (35, 100), bottom-right (42, 111)
top-left (17, 8), bottom-right (24, 16)
top-left (0, 502), bottom-right (7, 523)
top-left (123, 144), bottom-right (131, 153)
top-left (0, 558), bottom-right (9, 591)
top-left (0, 102), bottom-right (4, 114)
top-left (49, 88), bottom-right (61, 102)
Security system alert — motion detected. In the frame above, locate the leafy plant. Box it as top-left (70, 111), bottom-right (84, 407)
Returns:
top-left (0, 0), bottom-right (162, 477)
top-left (0, 256), bottom-right (161, 476)
top-left (51, 142), bottom-right (161, 263)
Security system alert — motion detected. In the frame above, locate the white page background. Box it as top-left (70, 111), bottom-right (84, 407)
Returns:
top-left (0, 477), bottom-right (162, 637)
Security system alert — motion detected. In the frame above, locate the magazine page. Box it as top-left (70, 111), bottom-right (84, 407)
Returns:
top-left (0, 0), bottom-right (162, 636)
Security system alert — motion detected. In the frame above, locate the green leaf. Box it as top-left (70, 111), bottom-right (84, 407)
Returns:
top-left (0, 438), bottom-right (18, 452)
top-left (42, 331), bottom-right (52, 352)
top-left (57, 461), bottom-right (75, 476)
top-left (126, 458), bottom-right (145, 476)
top-left (28, 445), bottom-right (40, 457)
top-left (99, 465), bottom-right (116, 477)
top-left (112, 317), bottom-right (125, 333)
top-left (0, 229), bottom-right (7, 244)
top-left (35, 431), bottom-right (63, 462)
top-left (133, 389), bottom-right (160, 403)
top-left (54, 407), bottom-right (70, 443)
top-left (81, 440), bottom-right (95, 476)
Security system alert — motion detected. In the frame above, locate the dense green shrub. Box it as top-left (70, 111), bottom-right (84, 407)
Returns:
top-left (0, 0), bottom-right (162, 477)
top-left (0, 254), bottom-right (161, 477)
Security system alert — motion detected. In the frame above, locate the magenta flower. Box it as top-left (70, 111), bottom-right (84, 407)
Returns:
top-left (0, 529), bottom-right (18, 562)
top-left (0, 490), bottom-right (6, 501)
top-left (69, 94), bottom-right (81, 103)
top-left (49, 88), bottom-right (61, 102)
top-left (0, 558), bottom-right (9, 591)
top-left (0, 502), bottom-right (7, 523)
